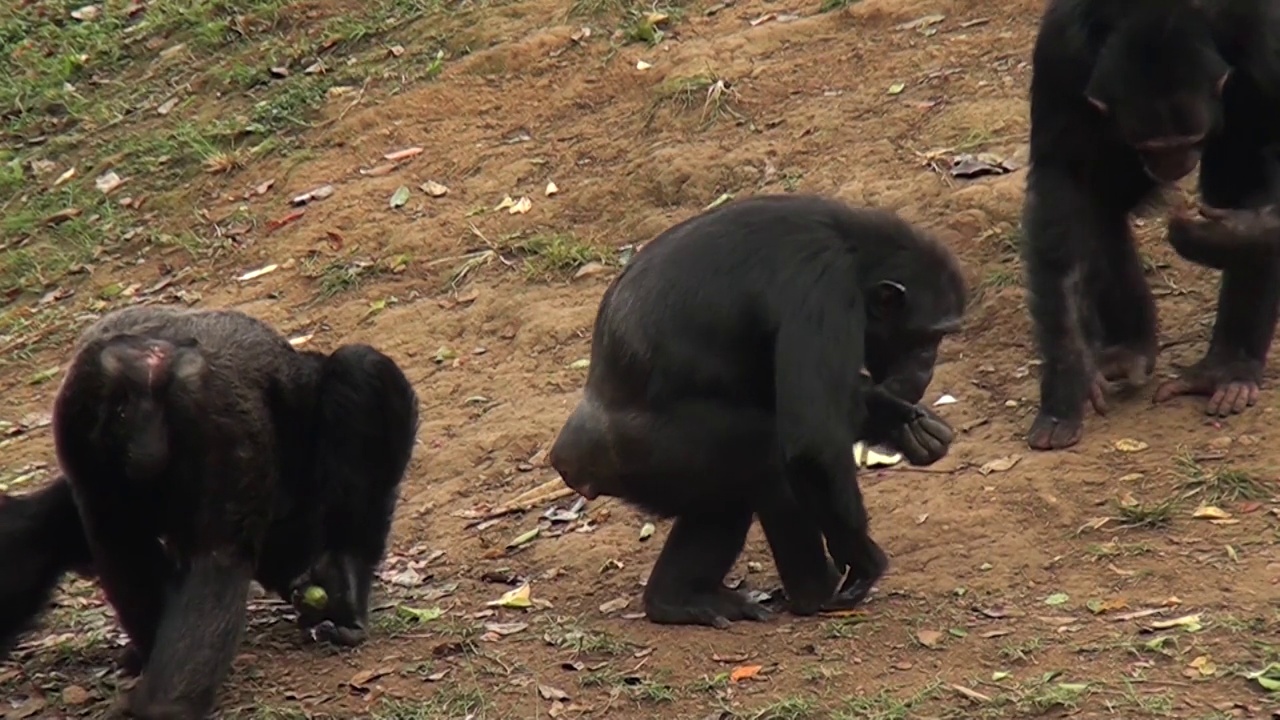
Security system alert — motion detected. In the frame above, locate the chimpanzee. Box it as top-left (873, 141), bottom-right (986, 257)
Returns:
top-left (1167, 205), bottom-right (1280, 270)
top-left (548, 194), bottom-right (967, 629)
top-left (0, 476), bottom-right (93, 659)
top-left (1022, 0), bottom-right (1280, 450)
top-left (0, 306), bottom-right (418, 718)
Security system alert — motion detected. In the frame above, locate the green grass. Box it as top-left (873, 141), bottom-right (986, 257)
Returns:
top-left (0, 0), bottom-right (451, 303)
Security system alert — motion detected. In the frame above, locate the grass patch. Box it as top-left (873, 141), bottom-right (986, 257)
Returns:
top-left (645, 72), bottom-right (744, 129)
top-left (501, 233), bottom-right (613, 280)
top-left (543, 616), bottom-right (634, 656)
top-left (1174, 452), bottom-right (1272, 505)
top-left (0, 0), bottom-right (448, 301)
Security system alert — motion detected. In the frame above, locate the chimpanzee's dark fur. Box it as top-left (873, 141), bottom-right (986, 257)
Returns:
top-left (0, 306), bottom-right (417, 719)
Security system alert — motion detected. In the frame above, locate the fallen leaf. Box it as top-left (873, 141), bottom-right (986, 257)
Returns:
top-left (396, 605), bottom-right (443, 622)
top-left (730, 664), bottom-right (763, 682)
top-left (598, 597), bottom-right (629, 614)
top-left (61, 685), bottom-right (92, 705)
top-left (545, 181), bottom-right (559, 196)
top-left (574, 261), bottom-right (610, 280)
top-left (95, 170), bottom-right (124, 194)
top-left (421, 180), bottom-right (449, 197)
top-left (509, 196), bottom-right (532, 214)
top-left (539, 684), bottom-right (571, 701)
top-left (933, 393), bottom-right (958, 406)
top-left (487, 584), bottom-right (533, 609)
top-left (237, 264), bottom-right (279, 282)
top-left (71, 5), bottom-right (101, 21)
top-left (636, 60), bottom-right (652, 70)
top-left (350, 666), bottom-right (394, 688)
top-left (568, 359), bottom-right (590, 370)
top-left (1114, 438), bottom-right (1149, 453)
top-left (1148, 613), bottom-right (1203, 632)
top-left (1245, 662), bottom-right (1280, 692)
top-left (951, 684), bottom-right (991, 702)
top-left (483, 621), bottom-right (528, 636)
top-left (949, 153), bottom-right (1015, 178)
top-left (390, 186), bottom-right (411, 208)
top-left (266, 209), bottom-right (306, 233)
top-left (384, 147), bottom-right (424, 162)
top-left (979, 454), bottom-right (1021, 475)
top-left (1188, 655), bottom-right (1217, 676)
top-left (507, 527), bottom-right (540, 549)
top-left (638, 522), bottom-right (656, 540)
top-left (1192, 505), bottom-right (1231, 520)
top-left (887, 82), bottom-right (906, 95)
top-left (915, 629), bottom-right (944, 648)
top-left (291, 184), bottom-right (334, 206)
top-left (1043, 592), bottom-right (1069, 606)
top-left (1085, 597), bottom-right (1128, 615)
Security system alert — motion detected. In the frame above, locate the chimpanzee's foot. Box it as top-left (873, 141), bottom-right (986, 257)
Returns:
top-left (643, 586), bottom-right (772, 629)
top-left (1153, 355), bottom-right (1262, 417)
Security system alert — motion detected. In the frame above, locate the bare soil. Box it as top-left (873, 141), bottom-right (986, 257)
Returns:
top-left (2, 0), bottom-right (1278, 718)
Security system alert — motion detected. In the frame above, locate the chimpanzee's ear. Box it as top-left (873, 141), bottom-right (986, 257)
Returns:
top-left (867, 280), bottom-right (907, 321)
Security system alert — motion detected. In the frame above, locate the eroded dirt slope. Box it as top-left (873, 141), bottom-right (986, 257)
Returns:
top-left (1, 0), bottom-right (1277, 718)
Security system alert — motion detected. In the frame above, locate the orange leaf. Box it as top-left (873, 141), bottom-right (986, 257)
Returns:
top-left (730, 664), bottom-right (762, 682)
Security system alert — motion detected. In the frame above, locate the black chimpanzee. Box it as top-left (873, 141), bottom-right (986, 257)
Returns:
top-left (548, 194), bottom-right (967, 629)
top-left (1022, 0), bottom-right (1280, 450)
top-left (0, 306), bottom-right (418, 719)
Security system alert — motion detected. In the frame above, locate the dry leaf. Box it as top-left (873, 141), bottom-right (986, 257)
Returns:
top-left (638, 522), bottom-right (656, 540)
top-left (236, 264), bottom-right (279, 282)
top-left (979, 454), bottom-right (1021, 475)
top-left (539, 685), bottom-right (570, 701)
top-left (545, 181), bottom-right (559, 196)
top-left (1113, 438), bottom-right (1149, 452)
top-left (1188, 655), bottom-right (1217, 676)
top-left (598, 596), bottom-right (629, 614)
top-left (350, 666), bottom-right (394, 688)
top-left (730, 664), bottom-right (763, 682)
top-left (916, 629), bottom-right (944, 648)
top-left (384, 147), bottom-right (424, 161)
top-left (1192, 505), bottom-right (1231, 519)
top-left (61, 685), bottom-right (92, 705)
top-left (1148, 613), bottom-right (1203, 631)
top-left (53, 167), bottom-right (76, 186)
top-left (422, 180), bottom-right (449, 197)
top-left (509, 196), bottom-right (533, 214)
top-left (487, 584), bottom-right (533, 609)
top-left (95, 170), bottom-right (124, 194)
top-left (636, 60), bottom-right (653, 70)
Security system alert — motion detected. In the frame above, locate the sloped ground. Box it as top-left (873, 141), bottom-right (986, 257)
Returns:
top-left (1, 0), bottom-right (1278, 718)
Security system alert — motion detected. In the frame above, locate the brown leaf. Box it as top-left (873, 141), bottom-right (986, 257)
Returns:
top-left (384, 147), bottom-right (424, 162)
top-left (266, 209), bottom-right (306, 234)
top-left (538, 685), bottom-right (570, 701)
top-left (61, 685), bottom-right (93, 705)
top-left (915, 629), bottom-right (944, 648)
top-left (350, 666), bottom-right (394, 688)
top-left (730, 664), bottom-right (763, 682)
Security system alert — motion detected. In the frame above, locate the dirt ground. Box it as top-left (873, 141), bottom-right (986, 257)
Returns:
top-left (2, 0), bottom-right (1279, 718)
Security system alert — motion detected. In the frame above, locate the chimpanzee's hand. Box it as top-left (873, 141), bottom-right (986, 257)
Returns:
top-left (890, 405), bottom-right (954, 466)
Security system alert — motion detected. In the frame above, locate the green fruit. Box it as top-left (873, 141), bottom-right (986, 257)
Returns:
top-left (301, 585), bottom-right (328, 610)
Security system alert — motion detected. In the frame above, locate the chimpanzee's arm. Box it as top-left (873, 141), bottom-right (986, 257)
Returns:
top-left (773, 279), bottom-right (871, 575)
